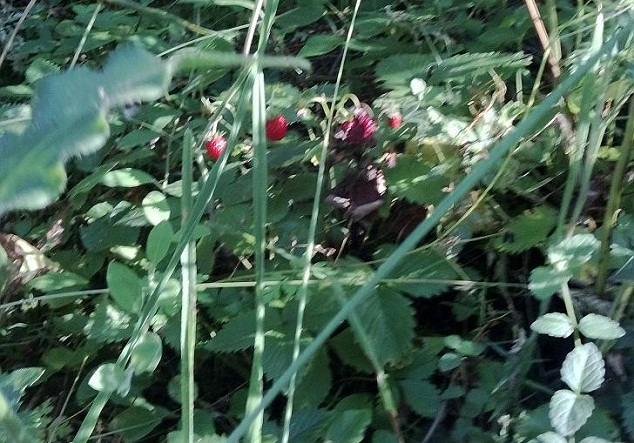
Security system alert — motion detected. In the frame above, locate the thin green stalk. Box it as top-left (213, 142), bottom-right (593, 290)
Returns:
top-left (595, 98), bottom-right (634, 296)
top-left (245, 68), bottom-right (267, 443)
top-left (560, 282), bottom-right (581, 347)
top-left (225, 24), bottom-right (633, 443)
top-left (281, 1), bottom-right (363, 442)
top-left (179, 129), bottom-right (197, 443)
top-left (69, 3), bottom-right (101, 69)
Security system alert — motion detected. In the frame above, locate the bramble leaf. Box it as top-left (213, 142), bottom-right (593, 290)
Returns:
top-left (530, 313), bottom-right (575, 338)
top-left (560, 343), bottom-right (605, 393)
top-left (549, 389), bottom-right (594, 437)
top-left (578, 314), bottom-right (626, 340)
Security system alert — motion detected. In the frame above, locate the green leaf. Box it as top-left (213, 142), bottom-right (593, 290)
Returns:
top-left (531, 432), bottom-right (567, 443)
top-left (0, 44), bottom-right (170, 215)
top-left (444, 335), bottom-right (485, 356)
top-left (101, 168), bottom-right (156, 188)
top-left (146, 221), bottom-right (174, 264)
top-left (560, 343), bottom-right (604, 393)
top-left (577, 314), bottom-right (625, 340)
top-left (578, 438), bottom-right (612, 443)
top-left (88, 363), bottom-right (127, 393)
top-left (399, 379), bottom-right (440, 417)
top-left (107, 262), bottom-right (143, 313)
top-left (109, 405), bottom-right (168, 442)
top-left (142, 191), bottom-right (171, 225)
top-left (386, 248), bottom-right (458, 298)
top-left (494, 206), bottom-right (557, 253)
top-left (324, 408), bottom-right (372, 443)
top-left (298, 35), bottom-right (342, 57)
top-left (547, 234), bottom-right (599, 268)
top-left (375, 54), bottom-right (435, 89)
top-left (130, 331), bottom-right (162, 374)
top-left (354, 286), bottom-right (415, 365)
top-left (428, 52), bottom-right (531, 83)
top-left (530, 313), bottom-right (575, 338)
top-left (529, 266), bottom-right (571, 300)
top-left (438, 352), bottom-right (462, 372)
top-left (549, 390), bottom-right (594, 437)
top-left (384, 155), bottom-right (450, 205)
top-left (622, 392), bottom-right (634, 440)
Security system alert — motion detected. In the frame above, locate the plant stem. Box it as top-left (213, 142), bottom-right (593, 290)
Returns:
top-left (595, 98), bottom-right (634, 296)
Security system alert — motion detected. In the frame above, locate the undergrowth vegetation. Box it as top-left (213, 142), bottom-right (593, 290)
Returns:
top-left (0, 1), bottom-right (633, 442)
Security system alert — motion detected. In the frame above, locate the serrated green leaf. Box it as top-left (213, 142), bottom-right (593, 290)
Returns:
top-left (577, 314), bottom-right (626, 340)
top-left (495, 206), bottom-right (557, 253)
top-left (428, 52), bottom-right (531, 83)
top-left (547, 234), bottom-right (599, 268)
top-left (530, 313), bottom-right (575, 338)
top-left (549, 390), bottom-right (594, 437)
top-left (298, 35), bottom-right (341, 57)
top-left (146, 221), bottom-right (174, 263)
top-left (399, 379), bottom-right (440, 417)
top-left (531, 432), bottom-right (567, 443)
top-left (387, 248), bottom-right (458, 297)
top-left (529, 266), bottom-right (571, 300)
top-left (324, 408), bottom-right (372, 443)
top-left (375, 54), bottom-right (435, 89)
top-left (206, 310), bottom-right (281, 353)
top-left (130, 331), bottom-right (162, 375)
top-left (107, 262), bottom-right (143, 313)
top-left (353, 286), bottom-right (415, 365)
top-left (560, 342), bottom-right (605, 393)
top-left (384, 155), bottom-right (450, 205)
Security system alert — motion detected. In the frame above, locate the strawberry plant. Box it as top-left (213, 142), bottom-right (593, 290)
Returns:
top-left (0, 1), bottom-right (633, 443)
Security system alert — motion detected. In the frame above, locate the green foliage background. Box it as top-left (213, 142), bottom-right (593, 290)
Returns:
top-left (0, 1), bottom-right (633, 442)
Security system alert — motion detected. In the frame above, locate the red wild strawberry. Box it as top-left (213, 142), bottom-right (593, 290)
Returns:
top-left (205, 135), bottom-right (227, 161)
top-left (387, 113), bottom-right (402, 129)
top-left (335, 109), bottom-right (376, 145)
top-left (266, 115), bottom-right (288, 141)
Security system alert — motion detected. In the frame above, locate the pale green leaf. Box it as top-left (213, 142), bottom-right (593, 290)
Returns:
top-left (88, 363), bottom-right (126, 393)
top-left (560, 342), bottom-right (605, 393)
top-left (549, 390), bottom-right (594, 437)
top-left (130, 331), bottom-right (163, 374)
top-left (578, 438), bottom-right (613, 443)
top-left (547, 234), bottom-right (599, 268)
top-left (530, 313), bottom-right (575, 338)
top-left (531, 431), bottom-right (567, 443)
top-left (529, 266), bottom-right (571, 300)
top-left (578, 314), bottom-right (626, 340)
top-left (101, 168), bottom-right (156, 188)
top-left (142, 191), bottom-right (171, 225)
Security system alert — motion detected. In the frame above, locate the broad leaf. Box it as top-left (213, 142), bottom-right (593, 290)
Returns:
top-left (353, 286), bottom-right (415, 365)
top-left (560, 343), bottom-right (605, 393)
top-left (88, 363), bottom-right (127, 393)
top-left (530, 313), bottom-right (575, 338)
top-left (549, 390), bottom-right (594, 437)
top-left (547, 234), bottom-right (599, 269)
top-left (109, 405), bottom-right (168, 442)
top-left (494, 206), bottom-right (557, 253)
top-left (324, 408), bottom-right (372, 443)
top-left (532, 431), bottom-right (567, 443)
top-left (400, 379), bottom-right (440, 417)
top-left (130, 331), bottom-right (162, 375)
top-left (529, 266), bottom-right (571, 300)
top-left (0, 45), bottom-right (170, 215)
top-left (146, 221), bottom-right (174, 264)
top-left (107, 262), bottom-right (143, 314)
top-left (142, 191), bottom-right (171, 225)
top-left (578, 314), bottom-right (625, 340)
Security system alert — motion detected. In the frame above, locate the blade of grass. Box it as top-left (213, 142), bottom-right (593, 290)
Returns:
top-left (281, 0), bottom-right (363, 441)
top-left (225, 24), bottom-right (632, 443)
top-left (245, 67), bottom-right (267, 443)
top-left (179, 128), bottom-right (197, 443)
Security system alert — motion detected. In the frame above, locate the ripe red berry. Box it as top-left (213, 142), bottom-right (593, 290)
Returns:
top-left (387, 114), bottom-right (402, 129)
top-left (266, 115), bottom-right (288, 141)
top-left (205, 135), bottom-right (227, 161)
top-left (335, 109), bottom-right (376, 145)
